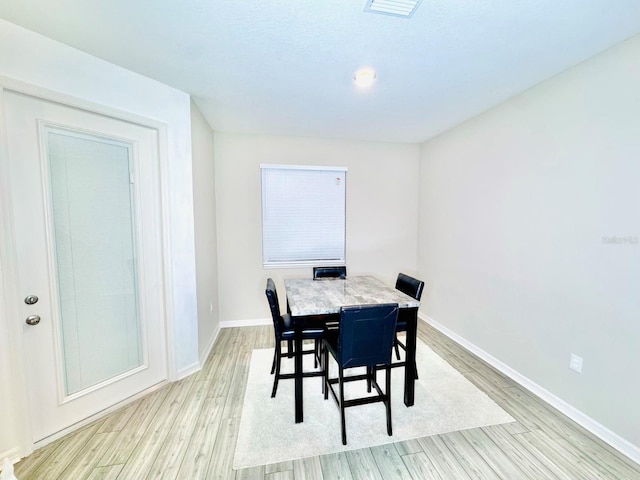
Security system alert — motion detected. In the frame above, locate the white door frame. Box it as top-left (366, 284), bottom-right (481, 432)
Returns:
top-left (0, 76), bottom-right (176, 457)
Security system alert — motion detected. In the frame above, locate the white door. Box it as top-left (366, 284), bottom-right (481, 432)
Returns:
top-left (3, 90), bottom-right (167, 443)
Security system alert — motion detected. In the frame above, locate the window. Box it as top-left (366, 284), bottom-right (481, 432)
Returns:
top-left (261, 164), bottom-right (347, 267)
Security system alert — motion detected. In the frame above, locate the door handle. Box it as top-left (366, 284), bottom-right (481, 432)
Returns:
top-left (25, 315), bottom-right (41, 326)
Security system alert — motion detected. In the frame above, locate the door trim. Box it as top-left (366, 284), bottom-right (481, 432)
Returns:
top-left (0, 85), bottom-right (32, 457)
top-left (0, 76), bottom-right (175, 456)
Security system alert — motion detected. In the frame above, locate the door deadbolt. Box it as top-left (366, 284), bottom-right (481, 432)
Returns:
top-left (24, 295), bottom-right (39, 305)
top-left (25, 315), bottom-right (41, 326)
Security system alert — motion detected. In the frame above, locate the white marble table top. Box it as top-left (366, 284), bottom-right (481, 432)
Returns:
top-left (284, 275), bottom-right (420, 316)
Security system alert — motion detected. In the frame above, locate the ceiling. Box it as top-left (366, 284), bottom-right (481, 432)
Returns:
top-left (1, 0), bottom-right (639, 143)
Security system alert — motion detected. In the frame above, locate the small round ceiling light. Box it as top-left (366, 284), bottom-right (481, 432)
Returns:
top-left (354, 68), bottom-right (376, 88)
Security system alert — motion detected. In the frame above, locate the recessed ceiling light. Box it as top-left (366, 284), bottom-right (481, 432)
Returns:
top-left (354, 68), bottom-right (376, 88)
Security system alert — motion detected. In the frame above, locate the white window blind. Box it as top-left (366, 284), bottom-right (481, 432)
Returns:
top-left (261, 165), bottom-right (347, 267)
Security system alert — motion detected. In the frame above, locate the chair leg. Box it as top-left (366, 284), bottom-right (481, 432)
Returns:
top-left (322, 341), bottom-right (328, 393)
top-left (323, 346), bottom-right (329, 400)
top-left (386, 365), bottom-right (392, 436)
top-left (394, 338), bottom-right (401, 360)
top-left (270, 343), bottom-right (277, 375)
top-left (339, 366), bottom-right (347, 445)
top-left (271, 342), bottom-right (282, 398)
top-left (366, 366), bottom-right (377, 393)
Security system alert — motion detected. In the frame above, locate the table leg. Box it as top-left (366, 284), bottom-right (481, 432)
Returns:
top-left (294, 332), bottom-right (304, 423)
top-left (403, 307), bottom-right (417, 407)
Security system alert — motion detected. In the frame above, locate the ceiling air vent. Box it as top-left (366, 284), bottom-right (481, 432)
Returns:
top-left (364, 0), bottom-right (423, 18)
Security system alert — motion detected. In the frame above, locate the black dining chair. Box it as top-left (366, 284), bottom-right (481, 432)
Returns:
top-left (311, 265), bottom-right (346, 350)
top-left (265, 278), bottom-right (324, 398)
top-left (323, 303), bottom-right (399, 445)
top-left (393, 273), bottom-right (424, 379)
top-left (313, 266), bottom-right (347, 280)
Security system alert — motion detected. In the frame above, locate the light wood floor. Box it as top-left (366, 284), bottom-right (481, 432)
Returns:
top-left (13, 323), bottom-right (640, 479)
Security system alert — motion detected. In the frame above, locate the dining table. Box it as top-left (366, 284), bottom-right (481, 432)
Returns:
top-left (284, 275), bottom-right (420, 423)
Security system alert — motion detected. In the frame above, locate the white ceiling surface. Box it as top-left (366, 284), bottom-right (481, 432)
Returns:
top-left (1, 1), bottom-right (639, 143)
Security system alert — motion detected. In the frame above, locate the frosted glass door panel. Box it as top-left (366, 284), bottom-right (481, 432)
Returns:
top-left (48, 130), bottom-right (142, 396)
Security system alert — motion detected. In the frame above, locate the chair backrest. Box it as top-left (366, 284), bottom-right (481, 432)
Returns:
top-left (395, 273), bottom-right (424, 301)
top-left (265, 278), bottom-right (283, 334)
top-left (313, 266), bottom-right (347, 280)
top-left (338, 304), bottom-right (398, 369)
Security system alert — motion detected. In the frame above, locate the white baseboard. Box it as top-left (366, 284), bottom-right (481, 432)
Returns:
top-left (199, 324), bottom-right (222, 366)
top-left (176, 323), bottom-right (224, 381)
top-left (220, 318), bottom-right (271, 328)
top-left (176, 360), bottom-right (200, 380)
top-left (421, 314), bottom-right (640, 465)
top-left (0, 447), bottom-right (20, 466)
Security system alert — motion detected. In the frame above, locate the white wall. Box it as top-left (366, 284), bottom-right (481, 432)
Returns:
top-left (214, 133), bottom-right (420, 323)
top-left (0, 19), bottom-right (199, 455)
top-left (191, 101), bottom-right (220, 360)
top-left (418, 34), bottom-right (640, 452)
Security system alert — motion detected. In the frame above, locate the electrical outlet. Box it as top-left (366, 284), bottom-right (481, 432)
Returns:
top-left (209, 302), bottom-right (214, 313)
top-left (569, 354), bottom-right (583, 373)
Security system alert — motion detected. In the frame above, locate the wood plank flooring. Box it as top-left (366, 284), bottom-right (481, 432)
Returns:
top-left (13, 323), bottom-right (640, 479)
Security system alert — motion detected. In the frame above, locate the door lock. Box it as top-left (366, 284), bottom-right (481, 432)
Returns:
top-left (25, 315), bottom-right (41, 326)
top-left (24, 295), bottom-right (39, 305)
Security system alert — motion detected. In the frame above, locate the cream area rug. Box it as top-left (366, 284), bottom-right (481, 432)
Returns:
top-left (233, 340), bottom-right (514, 469)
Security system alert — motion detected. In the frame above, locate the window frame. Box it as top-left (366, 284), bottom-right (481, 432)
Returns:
top-left (261, 164), bottom-right (347, 268)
